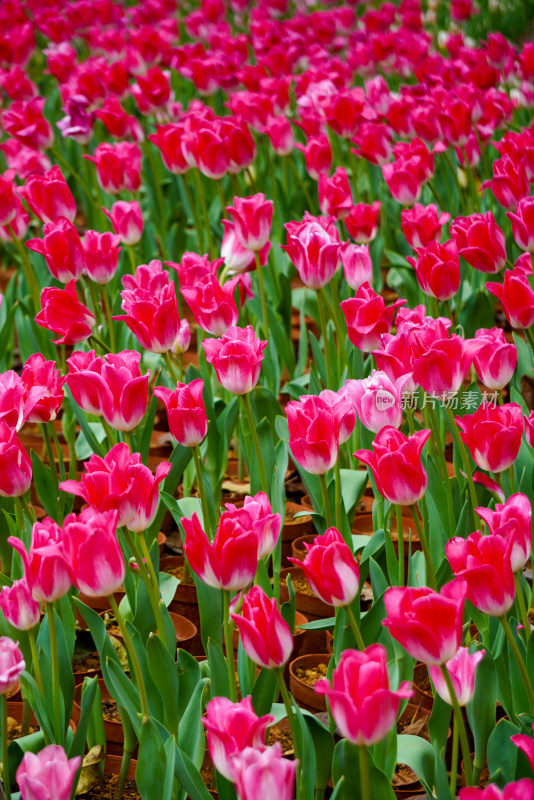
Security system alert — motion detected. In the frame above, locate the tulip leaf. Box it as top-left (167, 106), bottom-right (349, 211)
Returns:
top-left (19, 673), bottom-right (54, 744)
top-left (207, 638), bottom-right (230, 699)
top-left (237, 638), bottom-right (256, 699)
top-left (467, 646), bottom-right (497, 774)
top-left (172, 743), bottom-right (213, 800)
top-left (69, 676), bottom-right (98, 758)
top-left (293, 701), bottom-right (316, 800)
top-left (30, 450), bottom-right (59, 519)
top-left (428, 692), bottom-right (452, 757)
top-left (304, 713), bottom-right (335, 792)
top-left (177, 678), bottom-right (209, 768)
top-left (147, 632), bottom-right (180, 735)
top-left (137, 716), bottom-right (171, 800)
top-left (396, 734), bottom-right (435, 796)
top-left (332, 739), bottom-right (396, 800)
top-left (487, 718), bottom-right (521, 783)
top-left (251, 668), bottom-right (278, 717)
top-left (139, 392), bottom-right (158, 464)
top-left (105, 658), bottom-right (142, 739)
top-left (64, 391), bottom-right (105, 457)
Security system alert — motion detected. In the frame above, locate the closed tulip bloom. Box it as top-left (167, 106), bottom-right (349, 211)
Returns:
top-left (84, 142), bottom-right (142, 195)
top-left (507, 197), bottom-right (534, 252)
top-left (103, 201), bottom-right (143, 246)
top-left (0, 169), bottom-right (18, 226)
top-left (203, 325), bottom-right (266, 394)
top-left (459, 779), bottom-right (534, 800)
top-left (226, 194), bottom-right (273, 252)
top-left (471, 328), bottom-right (516, 390)
top-left (9, 518), bottom-right (73, 603)
top-left (204, 696), bottom-right (274, 781)
top-left (382, 156), bottom-right (425, 205)
top-left (18, 166), bottom-right (76, 224)
top-left (344, 371), bottom-right (404, 433)
top-left (59, 443), bottom-right (171, 533)
top-left (0, 638), bottom-right (25, 695)
top-left (487, 266), bottom-right (534, 330)
top-left (281, 213), bottom-right (342, 289)
top-left (315, 645), bottom-right (412, 745)
top-left (401, 203), bottom-right (450, 249)
top-left (429, 648), bottom-right (484, 706)
top-left (66, 350), bottom-right (149, 432)
top-left (224, 493), bottom-right (281, 560)
top-left (354, 426), bottom-right (431, 506)
top-left (407, 239), bottom-right (460, 301)
top-left (230, 585), bottom-right (293, 668)
top-left (446, 531), bottom-right (515, 616)
top-left (182, 512), bottom-right (257, 591)
top-left (455, 402), bottom-right (523, 473)
top-left (340, 243), bottom-right (373, 291)
top-left (232, 744), bottom-right (297, 800)
top-left (0, 421), bottom-right (32, 497)
top-left (476, 494), bottom-right (532, 573)
top-left (412, 334), bottom-right (481, 400)
top-left (341, 282), bottom-right (406, 353)
top-left (482, 156), bottom-right (530, 211)
top-left (149, 123), bottom-right (189, 174)
top-left (383, 580), bottom-right (468, 664)
top-left (318, 167), bottom-right (353, 220)
top-left (314, 388), bottom-right (356, 444)
top-left (265, 115), bottom-right (295, 156)
top-left (182, 272), bottom-right (240, 336)
top-left (173, 319), bottom-right (191, 354)
top-left (26, 218), bottom-right (85, 283)
top-left (345, 201), bottom-right (381, 244)
top-left (286, 394), bottom-right (339, 475)
top-left (16, 744), bottom-right (81, 800)
top-left (450, 212), bottom-right (506, 274)
top-left (295, 135), bottom-right (332, 180)
top-left (115, 276), bottom-right (181, 354)
top-left (154, 379), bottom-right (208, 447)
top-left (1, 97), bottom-right (54, 151)
top-left (0, 579), bottom-right (40, 630)
top-left (83, 230), bottom-right (121, 284)
top-left (62, 508), bottom-right (124, 597)
top-left (289, 527), bottom-right (359, 607)
top-left (21, 354), bottom-right (65, 424)
top-left (0, 370), bottom-right (25, 430)
top-left (35, 280), bottom-right (95, 346)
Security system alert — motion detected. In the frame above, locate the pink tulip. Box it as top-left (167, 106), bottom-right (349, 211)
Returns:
top-left (344, 201), bottom-right (381, 244)
top-left (21, 354), bottom-right (65, 424)
top-left (407, 239), bottom-right (461, 301)
top-left (0, 169), bottom-right (18, 226)
top-left (231, 744), bottom-right (297, 800)
top-left (230, 585), bottom-right (293, 669)
top-left (18, 166), bottom-right (76, 224)
top-left (35, 280), bottom-right (95, 346)
top-left (103, 201), bottom-right (143, 246)
top-left (9, 518), bottom-right (73, 603)
top-left (487, 266), bottom-right (534, 330)
top-left (446, 531), bottom-right (515, 616)
top-left (286, 394), bottom-right (339, 475)
top-left (508, 197), bottom-right (534, 252)
top-left (66, 350), bottom-right (149, 432)
top-left (313, 388), bottom-right (356, 444)
top-left (26, 218), bottom-right (85, 283)
top-left (344, 371), bottom-right (404, 433)
top-left (429, 647), bottom-right (484, 706)
top-left (340, 243), bottom-right (373, 291)
top-left (315, 644), bottom-right (412, 744)
top-left (1, 97), bottom-right (53, 151)
top-left (224, 492), bottom-right (281, 560)
top-left (476, 493), bottom-right (532, 573)
top-left (0, 421), bottom-right (32, 497)
top-left (182, 512), bottom-right (258, 591)
top-left (169, 254), bottom-right (240, 337)
top-left (295, 135), bottom-right (332, 180)
top-left (59, 443), bottom-right (170, 533)
top-left (203, 696), bottom-right (274, 781)
top-left (341, 282), bottom-right (406, 353)
top-left (412, 334), bottom-right (480, 400)
top-left (282, 213), bottom-right (342, 290)
top-left (203, 326), bottom-right (266, 394)
top-left (455, 402), bottom-right (523, 473)
top-left (16, 744), bottom-right (81, 800)
top-left (450, 212), bottom-right (506, 274)
top-left (61, 508), bottom-right (124, 597)
top-left (84, 142), bottom-right (142, 195)
top-left (401, 203), bottom-right (450, 249)
top-left (511, 725), bottom-right (534, 774)
top-left (83, 230), bottom-right (122, 284)
top-left (0, 578), bottom-right (40, 630)
top-left (226, 193), bottom-right (273, 252)
top-left (318, 167), bottom-right (353, 220)
top-left (154, 380), bottom-right (208, 448)
top-left (383, 580), bottom-right (468, 664)
top-left (0, 637), bottom-right (25, 695)
top-left (289, 527), bottom-right (359, 607)
top-left (472, 328), bottom-right (517, 391)
top-left (0, 370), bottom-right (25, 430)
top-left (459, 780), bottom-right (534, 799)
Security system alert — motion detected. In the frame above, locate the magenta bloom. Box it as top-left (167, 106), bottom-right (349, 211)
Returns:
top-left (341, 282), bottom-right (406, 353)
top-left (460, 780), bottom-right (534, 800)
top-left (21, 354), bottom-right (65, 424)
top-left (407, 239), bottom-right (461, 301)
top-left (472, 328), bottom-right (517, 391)
top-left (9, 518), bottom-right (72, 603)
top-left (450, 211), bottom-right (506, 274)
top-left (0, 421), bottom-right (32, 498)
top-left (476, 493), bottom-right (531, 573)
top-left (429, 647), bottom-right (484, 706)
top-left (26, 218), bottom-right (85, 283)
top-left (286, 394), bottom-right (339, 475)
top-left (455, 402), bottom-right (523, 474)
top-left (0, 638), bottom-right (25, 696)
top-left (0, 579), bottom-right (40, 630)
top-left (281, 213), bottom-right (342, 289)
top-left (61, 508), bottom-right (124, 597)
top-left (203, 325), bottom-right (266, 394)
top-left (507, 196), bottom-right (534, 252)
top-left (401, 203), bottom-right (450, 249)
top-left (35, 280), bottom-right (95, 346)
top-left (84, 142), bottom-right (142, 195)
top-left (318, 167), bottom-right (353, 220)
top-left (226, 193), bottom-right (273, 251)
top-left (16, 744), bottom-right (81, 800)
top-left (315, 645), bottom-right (412, 745)
top-left (224, 492), bottom-right (281, 560)
top-left (232, 744), bottom-right (297, 800)
top-left (487, 266), bottom-right (534, 330)
top-left (412, 334), bottom-right (481, 400)
top-left (19, 165), bottom-right (76, 224)
top-left (83, 230), bottom-right (122, 284)
top-left (289, 527), bottom-right (359, 607)
top-left (103, 201), bottom-right (143, 246)
top-left (344, 371), bottom-right (404, 433)
top-left (230, 585), bottom-right (293, 669)
top-left (154, 379), bottom-right (208, 447)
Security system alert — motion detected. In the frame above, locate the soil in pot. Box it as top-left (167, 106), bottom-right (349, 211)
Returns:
top-left (266, 719), bottom-right (294, 756)
top-left (412, 663), bottom-right (433, 711)
top-left (79, 756), bottom-right (139, 799)
top-left (289, 654), bottom-right (330, 712)
top-left (393, 764), bottom-right (423, 799)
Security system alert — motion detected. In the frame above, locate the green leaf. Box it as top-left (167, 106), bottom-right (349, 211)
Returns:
top-left (207, 639), bottom-right (230, 699)
top-left (172, 743), bottom-right (214, 800)
top-left (30, 451), bottom-right (58, 519)
top-left (487, 718), bottom-right (521, 783)
top-left (396, 734), bottom-right (435, 795)
top-left (137, 716), bottom-right (171, 800)
top-left (147, 633), bottom-right (180, 735)
top-left (177, 679), bottom-right (209, 768)
top-left (332, 740), bottom-right (396, 800)
top-left (466, 646), bottom-right (497, 773)
top-left (251, 668), bottom-right (278, 717)
top-left (69, 677), bottom-right (98, 758)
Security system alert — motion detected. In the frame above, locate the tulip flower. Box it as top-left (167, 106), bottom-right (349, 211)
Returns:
top-left (476, 494), bottom-right (532, 573)
top-left (170, 254), bottom-right (240, 336)
top-left (344, 371), bottom-right (404, 433)
top-left (429, 647), bottom-right (484, 706)
top-left (224, 493), bottom-right (281, 560)
top-left (230, 585), bottom-right (293, 669)
top-left (318, 167), bottom-right (353, 219)
top-left (61, 508), bottom-right (124, 597)
top-left (340, 243), bottom-right (373, 291)
top-left (345, 201), bottom-right (381, 244)
top-left (83, 230), bottom-right (121, 284)
top-left (407, 239), bottom-right (461, 301)
top-left (203, 696), bottom-right (274, 781)
top-left (265, 115), bottom-right (294, 155)
top-left (103, 201), bottom-right (143, 246)
top-left (0, 421), bottom-right (32, 497)
top-left (231, 744), bottom-right (297, 800)
top-left (412, 334), bottom-right (481, 400)
top-left (383, 579), bottom-right (468, 664)
top-left (354, 426), bottom-right (431, 506)
top-left (507, 197), bottom-right (534, 252)
top-left (281, 213), bottom-right (342, 289)
top-left (203, 326), bottom-right (266, 395)
top-left (149, 123), bottom-right (190, 174)
top-left (472, 328), bottom-right (517, 391)
top-left (455, 402), bottom-right (523, 474)
top-left (0, 579), bottom-right (40, 630)
top-left (154, 379), bottom-right (208, 448)
top-left (450, 211), bottom-right (506, 274)
top-left (487, 266), bottom-right (534, 330)
top-left (459, 780), bottom-right (534, 799)
top-left (341, 282), bottom-right (406, 352)
top-left (0, 169), bottom-right (18, 227)
top-left (226, 193), bottom-right (273, 251)
top-left (401, 203), bottom-right (450, 249)
top-left (26, 218), bottom-right (86, 283)
top-left (1, 97), bottom-right (53, 150)
top-left (314, 388), bottom-right (356, 444)
top-left (286, 394), bottom-right (339, 475)
top-left (9, 518), bottom-right (73, 603)
top-left (18, 165), bottom-right (76, 224)
top-left (295, 135), bottom-right (332, 180)
top-left (0, 370), bottom-right (25, 430)
top-left (21, 354), bottom-right (65, 424)
top-left (0, 637), bottom-right (25, 695)
top-left (221, 219), bottom-right (270, 275)
top-left (289, 527), bottom-right (359, 607)
top-left (511, 725), bottom-right (534, 773)
top-left (16, 744), bottom-right (81, 800)
top-left (84, 142), bottom-right (142, 194)
top-left (482, 155), bottom-right (530, 211)
top-left (66, 350), bottom-right (149, 432)
top-left (446, 531), bottom-right (515, 616)
top-left (315, 645), bottom-right (412, 745)
top-left (35, 280), bottom-right (95, 346)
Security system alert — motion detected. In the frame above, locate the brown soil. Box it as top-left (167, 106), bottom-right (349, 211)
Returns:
top-left (292, 576), bottom-right (316, 596)
top-left (164, 564), bottom-right (195, 585)
top-left (397, 711), bottom-right (428, 738)
top-left (294, 662), bottom-right (328, 686)
top-left (414, 669), bottom-right (431, 693)
top-left (266, 725), bottom-right (293, 755)
top-left (285, 507), bottom-right (310, 523)
top-left (102, 697), bottom-right (121, 723)
top-left (200, 764), bottom-right (216, 791)
top-left (80, 775), bottom-right (140, 799)
top-left (73, 653), bottom-right (101, 673)
top-left (392, 763), bottom-right (418, 787)
top-left (7, 717), bottom-right (39, 740)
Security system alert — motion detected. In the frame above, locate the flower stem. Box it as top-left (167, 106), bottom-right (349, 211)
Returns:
top-left (334, 459), bottom-right (349, 546)
top-left (194, 170), bottom-right (215, 258)
top-left (428, 404), bottom-right (454, 531)
top-left (254, 250), bottom-right (270, 339)
top-left (439, 664), bottom-right (473, 786)
top-left (409, 504), bottom-right (437, 591)
top-left (28, 627), bottom-right (43, 694)
top-left (100, 284), bottom-right (116, 352)
top-left (163, 350), bottom-right (179, 384)
top-left (40, 422), bottom-right (58, 505)
top-left (274, 667), bottom-right (302, 780)
top-left (1, 695), bottom-right (11, 800)
top-left (500, 614), bottom-right (534, 711)
top-left (318, 473), bottom-right (333, 529)
top-left (241, 393), bottom-right (269, 495)
top-left (514, 573), bottom-right (531, 641)
top-left (358, 744), bottom-right (371, 800)
top-left (19, 494), bottom-right (36, 525)
top-left (222, 590), bottom-right (238, 702)
top-left (108, 594), bottom-right (149, 718)
top-left (192, 446), bottom-right (211, 541)
top-left (396, 504), bottom-right (404, 587)
top-left (316, 289), bottom-right (335, 389)
top-left (46, 602), bottom-right (63, 743)
top-left (123, 529), bottom-right (168, 650)
top-left (345, 604), bottom-right (365, 650)
top-left (450, 704), bottom-right (459, 795)
top-left (445, 406), bottom-right (478, 510)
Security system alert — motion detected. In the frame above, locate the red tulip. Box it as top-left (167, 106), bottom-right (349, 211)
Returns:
top-left (230, 585), bottom-right (293, 668)
top-left (9, 518), bottom-right (73, 603)
top-left (318, 167), bottom-right (353, 220)
top-left (344, 201), bottom-right (381, 244)
top-left (446, 531), bottom-right (515, 616)
top-left (460, 781), bottom-right (534, 800)
top-left (224, 492), bottom-right (281, 560)
top-left (103, 201), bottom-right (143, 246)
top-left (295, 135), bottom-right (332, 180)
top-left (286, 394), bottom-right (339, 475)
top-left (61, 508), bottom-right (124, 597)
top-left (315, 644), bottom-right (412, 744)
top-left (18, 166), bottom-right (76, 224)
top-left (35, 280), bottom-right (95, 346)
top-left (131, 66), bottom-right (172, 114)
top-left (232, 744), bottom-right (297, 800)
top-left (83, 230), bottom-right (121, 284)
top-left (21, 354), bottom-right (65, 424)
top-left (0, 638), bottom-right (25, 696)
top-left (341, 282), bottom-right (406, 353)
top-left (0, 370), bottom-right (24, 430)
top-left (282, 213), bottom-right (342, 289)
top-left (0, 169), bottom-right (18, 227)
top-left (26, 218), bottom-right (85, 283)
top-left (203, 326), bottom-right (266, 394)
top-left (450, 212), bottom-right (506, 274)
top-left (265, 116), bottom-right (294, 156)
top-left (344, 371), bottom-right (404, 433)
top-left (455, 402), bottom-right (523, 474)
top-left (383, 580), bottom-right (468, 664)
top-left (487, 266), bottom-right (534, 330)
top-left (507, 196), bottom-right (534, 252)
top-left (407, 239), bottom-right (460, 301)
top-left (226, 193), bottom-right (273, 252)
top-left (1, 97), bottom-right (53, 150)
top-left (149, 123), bottom-right (189, 174)
top-left (354, 426), bottom-right (431, 505)
top-left (401, 203), bottom-right (450, 249)
top-left (16, 744), bottom-right (82, 800)
top-left (96, 96), bottom-right (144, 143)
top-left (289, 527), bottom-right (359, 607)
top-left (412, 334), bottom-right (480, 400)
top-left (0, 421), bottom-right (32, 497)
top-left (154, 379), bottom-right (208, 447)
top-left (84, 142), bottom-right (142, 195)
top-left (0, 578), bottom-right (40, 630)
top-left (472, 328), bottom-right (516, 391)
top-left (482, 156), bottom-right (529, 210)
top-left (429, 647), bottom-right (484, 706)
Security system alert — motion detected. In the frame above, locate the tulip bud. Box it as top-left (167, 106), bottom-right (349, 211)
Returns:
top-left (0, 637), bottom-right (25, 696)
top-left (429, 648), bottom-right (484, 706)
top-left (154, 379), bottom-right (208, 448)
top-left (16, 744), bottom-right (81, 800)
top-left (230, 585), bottom-right (293, 669)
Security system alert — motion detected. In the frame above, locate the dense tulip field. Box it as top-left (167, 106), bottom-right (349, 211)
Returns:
top-left (1, 0), bottom-right (534, 798)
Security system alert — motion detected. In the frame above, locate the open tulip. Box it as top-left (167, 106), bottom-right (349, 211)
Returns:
top-left (0, 421), bottom-right (32, 497)
top-left (18, 166), bottom-right (76, 224)
top-left (35, 280), bottom-right (95, 346)
top-left (0, 637), bottom-right (25, 696)
top-left (318, 167), bottom-right (353, 219)
top-left (154, 379), bottom-right (208, 447)
top-left (16, 744), bottom-right (81, 800)
top-left (459, 780), bottom-right (534, 799)
top-left (0, 370), bottom-right (25, 430)
top-left (226, 193), bottom-right (273, 251)
top-left (450, 211), bottom-right (506, 274)
top-left (455, 402), bottom-right (523, 473)
top-left (345, 202), bottom-right (381, 243)
top-left (341, 282), bottom-right (406, 353)
top-left (0, 578), bottom-right (40, 630)
top-left (231, 744), bottom-right (296, 800)
top-left (487, 267), bottom-right (534, 330)
top-left (286, 394), bottom-right (339, 475)
top-left (84, 142), bottom-right (142, 194)
top-left (401, 203), bottom-right (450, 249)
top-left (224, 493), bottom-right (281, 560)
top-left (383, 579), bottom-right (468, 664)
top-left (9, 518), bottom-right (72, 603)
top-left (21, 354), bottom-right (65, 424)
top-left (289, 527), bottom-right (359, 607)
top-left (315, 644), bottom-right (412, 745)
top-left (412, 334), bottom-right (480, 400)
top-left (83, 230), bottom-right (121, 284)
top-left (203, 326), bottom-right (266, 394)
top-left (103, 201), bottom-right (143, 246)
top-left (507, 196), bottom-right (534, 252)
top-left (344, 371), bottom-right (404, 433)
top-left (281, 214), bottom-right (342, 289)
top-left (26, 218), bottom-right (85, 283)
top-left (429, 647), bottom-right (484, 706)
top-left (446, 531), bottom-right (515, 616)
top-left (476, 494), bottom-right (532, 573)
top-left (472, 328), bottom-right (517, 391)
top-left (61, 508), bottom-right (124, 597)
top-left (407, 239), bottom-right (461, 301)
top-left (230, 585), bottom-right (293, 669)
top-left (340, 243), bottom-right (373, 291)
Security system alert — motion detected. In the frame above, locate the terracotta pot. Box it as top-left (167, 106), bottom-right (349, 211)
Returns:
top-left (72, 651), bottom-right (102, 685)
top-left (160, 555), bottom-right (204, 656)
top-left (100, 609), bottom-right (197, 651)
top-left (411, 663), bottom-right (433, 711)
top-left (72, 678), bottom-right (130, 756)
top-left (102, 754), bottom-right (138, 781)
top-left (7, 701), bottom-right (76, 738)
top-left (289, 654), bottom-right (331, 712)
top-left (290, 534), bottom-right (317, 562)
top-left (397, 703), bottom-right (431, 741)
top-left (279, 566), bottom-right (331, 653)
top-left (281, 503), bottom-right (314, 563)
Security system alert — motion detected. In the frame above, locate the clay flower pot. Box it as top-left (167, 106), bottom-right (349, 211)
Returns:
top-left (160, 555), bottom-right (204, 656)
top-left (289, 653), bottom-right (331, 712)
top-left (72, 678), bottom-right (128, 756)
top-left (100, 609), bottom-right (197, 652)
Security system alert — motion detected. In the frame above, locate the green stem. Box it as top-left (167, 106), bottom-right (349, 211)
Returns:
top-left (8, 225), bottom-right (40, 312)
top-left (223, 590), bottom-right (238, 702)
top-left (241, 393), bottom-right (269, 495)
top-left (1, 695), bottom-right (11, 800)
top-left (163, 350), bottom-right (179, 384)
top-left (128, 245), bottom-right (137, 275)
top-left (409, 504), bottom-right (437, 591)
top-left (114, 746), bottom-right (134, 800)
top-left (217, 180), bottom-right (227, 218)
top-left (500, 614), bottom-right (534, 710)
top-left (318, 473), bottom-right (333, 528)
top-left (334, 459), bottom-right (349, 545)
top-left (321, 285), bottom-right (348, 376)
top-left (89, 333), bottom-right (111, 354)
top-left (46, 603), bottom-right (63, 743)
top-left (345, 604), bottom-right (365, 650)
top-left (358, 744), bottom-right (371, 800)
top-left (123, 529), bottom-right (167, 649)
top-left (194, 170), bottom-right (215, 257)
top-left (182, 174), bottom-right (204, 253)
top-left (192, 446), bottom-right (211, 541)
top-left (254, 250), bottom-right (270, 338)
top-left (439, 665), bottom-right (473, 787)
top-left (142, 142), bottom-right (166, 230)
top-left (40, 422), bottom-right (58, 504)
top-left (288, 157), bottom-right (314, 210)
top-left (508, 464), bottom-right (516, 494)
top-left (445, 406), bottom-right (478, 510)
top-left (442, 150), bottom-right (463, 199)
top-left (28, 627), bottom-right (43, 694)
top-left (450, 712), bottom-right (459, 796)
top-left (396, 504), bottom-right (404, 587)
top-left (515, 573), bottom-right (531, 640)
top-left (316, 289), bottom-right (335, 388)
top-left (50, 424), bottom-right (66, 483)
top-left (428, 404), bottom-right (455, 533)
top-left (274, 668), bottom-right (302, 784)
top-left (19, 495), bottom-right (36, 525)
top-left (100, 284), bottom-right (116, 352)
top-left (525, 326), bottom-right (534, 355)
top-left (102, 418), bottom-right (118, 448)
top-left (108, 594), bottom-right (149, 717)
